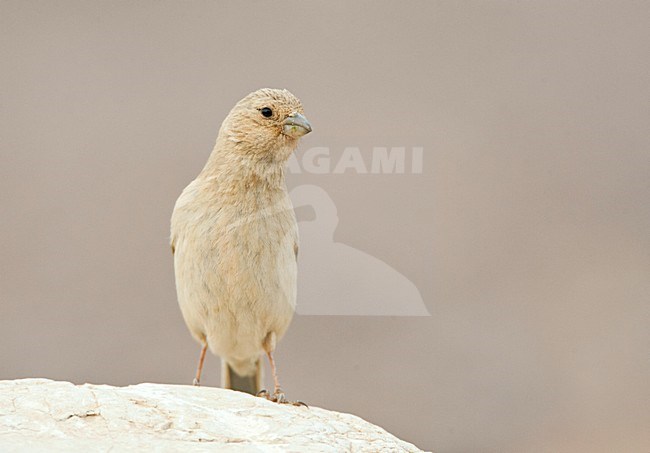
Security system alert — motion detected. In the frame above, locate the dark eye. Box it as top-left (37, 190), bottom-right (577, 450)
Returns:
top-left (260, 107), bottom-right (273, 118)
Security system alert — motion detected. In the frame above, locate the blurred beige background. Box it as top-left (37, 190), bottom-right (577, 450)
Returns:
top-left (1, 1), bottom-right (649, 452)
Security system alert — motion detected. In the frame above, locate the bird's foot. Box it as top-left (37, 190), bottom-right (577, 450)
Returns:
top-left (192, 378), bottom-right (200, 387)
top-left (256, 388), bottom-right (308, 407)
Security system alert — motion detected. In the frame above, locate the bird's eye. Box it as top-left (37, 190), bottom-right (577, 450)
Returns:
top-left (260, 107), bottom-right (273, 118)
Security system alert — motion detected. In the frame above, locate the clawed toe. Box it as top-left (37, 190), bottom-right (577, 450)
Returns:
top-left (273, 390), bottom-right (287, 404)
top-left (256, 388), bottom-right (308, 407)
top-left (192, 378), bottom-right (200, 387)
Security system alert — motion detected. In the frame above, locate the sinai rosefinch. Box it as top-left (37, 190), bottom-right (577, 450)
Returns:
top-left (171, 88), bottom-right (311, 404)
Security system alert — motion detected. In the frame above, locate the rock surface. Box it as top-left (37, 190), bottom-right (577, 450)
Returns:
top-left (0, 379), bottom-right (423, 452)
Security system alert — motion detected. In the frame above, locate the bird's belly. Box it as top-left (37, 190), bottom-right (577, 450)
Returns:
top-left (175, 211), bottom-right (297, 360)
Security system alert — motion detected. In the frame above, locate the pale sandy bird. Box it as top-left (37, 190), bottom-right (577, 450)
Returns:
top-left (171, 88), bottom-right (311, 403)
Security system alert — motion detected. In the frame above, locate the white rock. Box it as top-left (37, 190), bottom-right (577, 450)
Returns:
top-left (0, 379), bottom-right (423, 452)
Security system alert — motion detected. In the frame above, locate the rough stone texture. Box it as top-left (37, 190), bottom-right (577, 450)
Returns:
top-left (0, 379), bottom-right (423, 452)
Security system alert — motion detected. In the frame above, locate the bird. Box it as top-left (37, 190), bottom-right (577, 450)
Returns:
top-left (170, 88), bottom-right (311, 404)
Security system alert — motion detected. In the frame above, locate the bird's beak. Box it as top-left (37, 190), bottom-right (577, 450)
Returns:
top-left (283, 112), bottom-right (312, 138)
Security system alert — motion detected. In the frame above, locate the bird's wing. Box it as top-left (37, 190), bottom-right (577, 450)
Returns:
top-left (170, 178), bottom-right (206, 257)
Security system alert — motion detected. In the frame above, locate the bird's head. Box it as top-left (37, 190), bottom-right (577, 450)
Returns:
top-left (219, 88), bottom-right (312, 164)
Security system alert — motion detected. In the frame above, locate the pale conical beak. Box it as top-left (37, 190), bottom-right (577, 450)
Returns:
top-left (283, 112), bottom-right (312, 138)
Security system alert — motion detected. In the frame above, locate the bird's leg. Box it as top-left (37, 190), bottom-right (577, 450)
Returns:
top-left (193, 344), bottom-right (208, 386)
top-left (257, 334), bottom-right (308, 407)
top-left (266, 350), bottom-right (284, 400)
top-left (257, 351), bottom-right (287, 402)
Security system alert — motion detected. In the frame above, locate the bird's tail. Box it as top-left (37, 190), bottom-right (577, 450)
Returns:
top-left (221, 358), bottom-right (261, 395)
